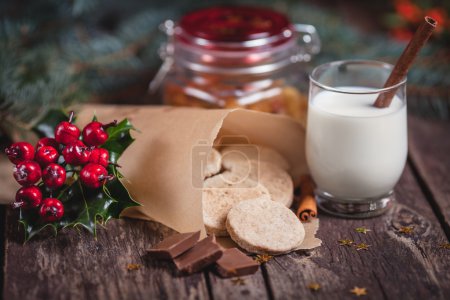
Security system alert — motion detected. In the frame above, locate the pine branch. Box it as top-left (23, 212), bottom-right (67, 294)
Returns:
top-left (0, 0), bottom-right (448, 127)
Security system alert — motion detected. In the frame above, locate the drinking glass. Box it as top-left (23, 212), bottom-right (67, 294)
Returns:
top-left (306, 60), bottom-right (407, 218)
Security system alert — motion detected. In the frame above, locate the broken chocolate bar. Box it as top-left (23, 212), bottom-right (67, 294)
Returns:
top-left (147, 231), bottom-right (200, 259)
top-left (216, 248), bottom-right (259, 278)
top-left (174, 236), bottom-right (223, 274)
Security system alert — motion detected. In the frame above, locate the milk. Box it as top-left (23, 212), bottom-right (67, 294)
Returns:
top-left (306, 88), bottom-right (407, 199)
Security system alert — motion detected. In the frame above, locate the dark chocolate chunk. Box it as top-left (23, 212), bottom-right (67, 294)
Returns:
top-left (215, 248), bottom-right (259, 278)
top-left (174, 236), bottom-right (223, 274)
top-left (147, 231), bottom-right (200, 259)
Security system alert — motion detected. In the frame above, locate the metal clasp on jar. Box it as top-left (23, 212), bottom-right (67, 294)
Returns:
top-left (291, 24), bottom-right (321, 63)
top-left (148, 20), bottom-right (175, 93)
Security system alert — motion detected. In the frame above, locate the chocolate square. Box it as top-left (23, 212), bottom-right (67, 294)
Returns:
top-left (174, 236), bottom-right (223, 274)
top-left (216, 248), bottom-right (259, 278)
top-left (147, 231), bottom-right (200, 259)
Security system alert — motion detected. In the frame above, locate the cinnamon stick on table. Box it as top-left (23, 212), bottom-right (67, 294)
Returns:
top-left (373, 16), bottom-right (437, 108)
top-left (296, 175), bottom-right (317, 222)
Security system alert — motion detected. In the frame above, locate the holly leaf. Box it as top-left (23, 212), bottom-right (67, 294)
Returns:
top-left (56, 179), bottom-right (137, 236)
top-left (19, 209), bottom-right (58, 241)
top-left (19, 110), bottom-right (140, 242)
top-left (101, 119), bottom-right (135, 164)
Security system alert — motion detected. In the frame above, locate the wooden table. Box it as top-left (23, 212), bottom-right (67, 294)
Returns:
top-left (1, 115), bottom-right (449, 300)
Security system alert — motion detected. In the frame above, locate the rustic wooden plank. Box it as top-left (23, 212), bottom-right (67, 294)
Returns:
top-left (263, 164), bottom-right (450, 300)
top-left (206, 265), bottom-right (270, 300)
top-left (408, 116), bottom-right (450, 237)
top-left (3, 212), bottom-right (211, 300)
top-left (3, 117), bottom-right (450, 299)
top-left (0, 149), bottom-right (271, 300)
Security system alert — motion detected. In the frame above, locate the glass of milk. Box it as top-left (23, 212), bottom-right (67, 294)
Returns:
top-left (306, 60), bottom-right (407, 218)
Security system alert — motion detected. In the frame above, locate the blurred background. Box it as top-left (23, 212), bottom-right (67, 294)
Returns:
top-left (0, 0), bottom-right (449, 138)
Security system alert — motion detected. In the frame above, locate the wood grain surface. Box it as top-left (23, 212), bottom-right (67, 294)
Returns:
top-left (2, 116), bottom-right (450, 300)
top-left (265, 164), bottom-right (450, 300)
top-left (3, 214), bottom-right (211, 300)
top-left (408, 116), bottom-right (450, 237)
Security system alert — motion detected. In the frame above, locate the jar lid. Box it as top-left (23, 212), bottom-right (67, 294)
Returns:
top-left (177, 6), bottom-right (293, 49)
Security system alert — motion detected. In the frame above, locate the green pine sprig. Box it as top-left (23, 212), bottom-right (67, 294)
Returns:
top-left (0, 0), bottom-right (448, 124)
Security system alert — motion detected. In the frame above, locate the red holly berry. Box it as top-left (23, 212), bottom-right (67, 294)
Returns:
top-left (4, 142), bottom-right (35, 164)
top-left (395, 2), bottom-right (421, 23)
top-left (35, 146), bottom-right (59, 167)
top-left (36, 137), bottom-right (59, 151)
top-left (80, 163), bottom-right (113, 189)
top-left (82, 120), bottom-right (117, 147)
top-left (54, 111), bottom-right (80, 145)
top-left (13, 186), bottom-right (42, 209)
top-left (13, 161), bottom-right (41, 186)
top-left (39, 198), bottom-right (64, 222)
top-left (62, 140), bottom-right (91, 165)
top-left (42, 163), bottom-right (66, 189)
top-left (89, 148), bottom-right (109, 167)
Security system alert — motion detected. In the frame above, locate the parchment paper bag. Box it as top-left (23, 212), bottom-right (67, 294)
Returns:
top-left (77, 105), bottom-right (320, 249)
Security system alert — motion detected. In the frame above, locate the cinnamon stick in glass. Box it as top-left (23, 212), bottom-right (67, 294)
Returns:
top-left (373, 16), bottom-right (437, 108)
top-left (296, 175), bottom-right (317, 222)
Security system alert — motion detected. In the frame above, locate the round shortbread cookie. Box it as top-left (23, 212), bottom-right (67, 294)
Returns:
top-left (221, 145), bottom-right (290, 171)
top-left (220, 160), bottom-right (294, 207)
top-left (203, 148), bottom-right (222, 178)
top-left (202, 172), bottom-right (271, 236)
top-left (226, 198), bottom-right (305, 254)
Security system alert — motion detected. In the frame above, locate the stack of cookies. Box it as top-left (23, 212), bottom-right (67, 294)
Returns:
top-left (202, 145), bottom-right (305, 255)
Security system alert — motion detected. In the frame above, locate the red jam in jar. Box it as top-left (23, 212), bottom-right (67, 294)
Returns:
top-left (153, 6), bottom-right (320, 126)
top-left (179, 6), bottom-right (291, 43)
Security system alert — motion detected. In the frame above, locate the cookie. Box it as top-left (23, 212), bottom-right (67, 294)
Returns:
top-left (202, 172), bottom-right (271, 237)
top-left (221, 145), bottom-right (290, 171)
top-left (220, 160), bottom-right (294, 207)
top-left (204, 148), bottom-right (222, 178)
top-left (254, 161), bottom-right (293, 207)
top-left (226, 198), bottom-right (305, 254)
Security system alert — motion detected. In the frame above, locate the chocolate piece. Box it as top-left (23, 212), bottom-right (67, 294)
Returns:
top-left (174, 236), bottom-right (223, 274)
top-left (215, 248), bottom-right (259, 278)
top-left (147, 231), bottom-right (200, 259)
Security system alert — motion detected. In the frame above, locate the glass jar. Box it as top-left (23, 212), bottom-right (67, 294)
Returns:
top-left (151, 6), bottom-right (320, 126)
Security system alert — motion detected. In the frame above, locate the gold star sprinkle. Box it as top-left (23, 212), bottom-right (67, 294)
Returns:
top-left (350, 286), bottom-right (367, 296)
top-left (355, 227), bottom-right (371, 234)
top-left (355, 243), bottom-right (370, 251)
top-left (126, 263), bottom-right (141, 271)
top-left (440, 243), bottom-right (450, 249)
top-left (254, 254), bottom-right (273, 264)
top-left (231, 277), bottom-right (245, 286)
top-left (398, 226), bottom-right (414, 234)
top-left (338, 239), bottom-right (354, 247)
top-left (307, 282), bottom-right (321, 291)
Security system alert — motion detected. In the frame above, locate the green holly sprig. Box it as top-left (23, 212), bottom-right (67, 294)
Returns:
top-left (17, 110), bottom-right (139, 241)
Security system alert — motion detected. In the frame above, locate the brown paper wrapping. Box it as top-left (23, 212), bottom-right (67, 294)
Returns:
top-left (1, 104), bottom-right (321, 251)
